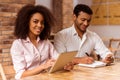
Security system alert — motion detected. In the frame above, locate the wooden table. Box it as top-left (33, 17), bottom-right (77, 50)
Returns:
top-left (20, 60), bottom-right (120, 80)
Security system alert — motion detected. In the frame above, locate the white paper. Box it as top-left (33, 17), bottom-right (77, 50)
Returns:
top-left (78, 61), bottom-right (106, 68)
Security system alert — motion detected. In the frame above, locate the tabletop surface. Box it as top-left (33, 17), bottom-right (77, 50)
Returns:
top-left (20, 60), bottom-right (120, 80)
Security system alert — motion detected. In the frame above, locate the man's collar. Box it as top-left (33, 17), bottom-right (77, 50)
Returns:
top-left (72, 24), bottom-right (88, 36)
top-left (71, 24), bottom-right (77, 36)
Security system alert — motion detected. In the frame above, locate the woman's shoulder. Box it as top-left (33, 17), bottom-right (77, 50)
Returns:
top-left (10, 39), bottom-right (24, 51)
top-left (12, 39), bottom-right (25, 46)
top-left (12, 39), bottom-right (22, 43)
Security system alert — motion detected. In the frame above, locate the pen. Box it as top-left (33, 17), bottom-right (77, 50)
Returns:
top-left (85, 52), bottom-right (90, 57)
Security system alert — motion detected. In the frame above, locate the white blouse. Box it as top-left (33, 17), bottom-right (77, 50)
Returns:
top-left (11, 37), bottom-right (58, 79)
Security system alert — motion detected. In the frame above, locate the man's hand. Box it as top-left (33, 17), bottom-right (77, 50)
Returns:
top-left (73, 57), bottom-right (94, 64)
top-left (102, 54), bottom-right (114, 65)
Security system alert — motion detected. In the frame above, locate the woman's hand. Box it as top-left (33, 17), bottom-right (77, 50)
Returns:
top-left (41, 59), bottom-right (56, 70)
top-left (64, 62), bottom-right (74, 71)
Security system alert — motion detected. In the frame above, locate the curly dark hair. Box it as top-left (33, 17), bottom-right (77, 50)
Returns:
top-left (73, 4), bottom-right (93, 17)
top-left (14, 4), bottom-right (55, 40)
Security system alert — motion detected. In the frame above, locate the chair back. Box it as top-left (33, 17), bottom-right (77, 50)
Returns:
top-left (108, 38), bottom-right (120, 58)
top-left (0, 53), bottom-right (15, 80)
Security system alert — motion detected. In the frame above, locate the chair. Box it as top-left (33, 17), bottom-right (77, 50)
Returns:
top-left (108, 38), bottom-right (120, 58)
top-left (90, 51), bottom-right (101, 61)
top-left (0, 63), bottom-right (15, 80)
top-left (48, 33), bottom-right (55, 44)
top-left (0, 63), bottom-right (6, 80)
top-left (0, 53), bottom-right (15, 80)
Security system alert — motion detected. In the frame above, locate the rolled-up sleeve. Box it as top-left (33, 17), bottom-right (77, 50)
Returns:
top-left (93, 33), bottom-right (112, 59)
top-left (10, 40), bottom-right (26, 79)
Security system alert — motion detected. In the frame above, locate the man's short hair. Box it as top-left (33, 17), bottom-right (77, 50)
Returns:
top-left (73, 4), bottom-right (93, 17)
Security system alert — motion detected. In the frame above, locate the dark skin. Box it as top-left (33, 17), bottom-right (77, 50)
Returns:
top-left (72, 11), bottom-right (114, 65)
top-left (73, 57), bottom-right (94, 64)
top-left (21, 13), bottom-right (74, 78)
top-left (102, 54), bottom-right (114, 65)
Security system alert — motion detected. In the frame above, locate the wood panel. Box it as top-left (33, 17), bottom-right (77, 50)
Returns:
top-left (91, 0), bottom-right (120, 25)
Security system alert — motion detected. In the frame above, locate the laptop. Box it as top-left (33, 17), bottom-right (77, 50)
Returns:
top-left (48, 51), bottom-right (77, 73)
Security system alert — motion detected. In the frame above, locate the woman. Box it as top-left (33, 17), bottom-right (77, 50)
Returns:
top-left (10, 4), bottom-right (73, 79)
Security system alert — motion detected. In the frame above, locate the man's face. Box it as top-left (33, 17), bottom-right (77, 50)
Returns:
top-left (74, 11), bottom-right (92, 33)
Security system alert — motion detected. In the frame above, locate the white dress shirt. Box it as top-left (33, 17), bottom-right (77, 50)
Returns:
top-left (54, 25), bottom-right (112, 59)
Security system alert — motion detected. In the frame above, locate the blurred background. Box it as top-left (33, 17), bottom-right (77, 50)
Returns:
top-left (0, 0), bottom-right (120, 66)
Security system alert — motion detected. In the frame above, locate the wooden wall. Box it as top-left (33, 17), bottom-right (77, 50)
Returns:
top-left (91, 0), bottom-right (120, 25)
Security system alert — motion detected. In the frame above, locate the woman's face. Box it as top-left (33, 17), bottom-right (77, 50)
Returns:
top-left (29, 12), bottom-right (44, 37)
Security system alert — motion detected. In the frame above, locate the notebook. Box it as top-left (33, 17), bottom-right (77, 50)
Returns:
top-left (48, 51), bottom-right (77, 73)
top-left (78, 61), bottom-right (106, 68)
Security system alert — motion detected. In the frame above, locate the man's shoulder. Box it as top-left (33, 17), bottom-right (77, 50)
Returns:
top-left (87, 30), bottom-right (98, 36)
top-left (56, 27), bottom-right (73, 35)
top-left (87, 30), bottom-right (101, 39)
top-left (60, 27), bottom-right (72, 33)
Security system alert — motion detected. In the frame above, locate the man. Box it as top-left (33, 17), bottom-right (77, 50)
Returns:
top-left (54, 4), bottom-right (114, 65)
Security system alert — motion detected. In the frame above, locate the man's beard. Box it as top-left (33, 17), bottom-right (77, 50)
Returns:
top-left (74, 20), bottom-right (86, 33)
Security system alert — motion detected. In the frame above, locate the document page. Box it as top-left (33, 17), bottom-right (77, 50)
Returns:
top-left (78, 61), bottom-right (106, 68)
